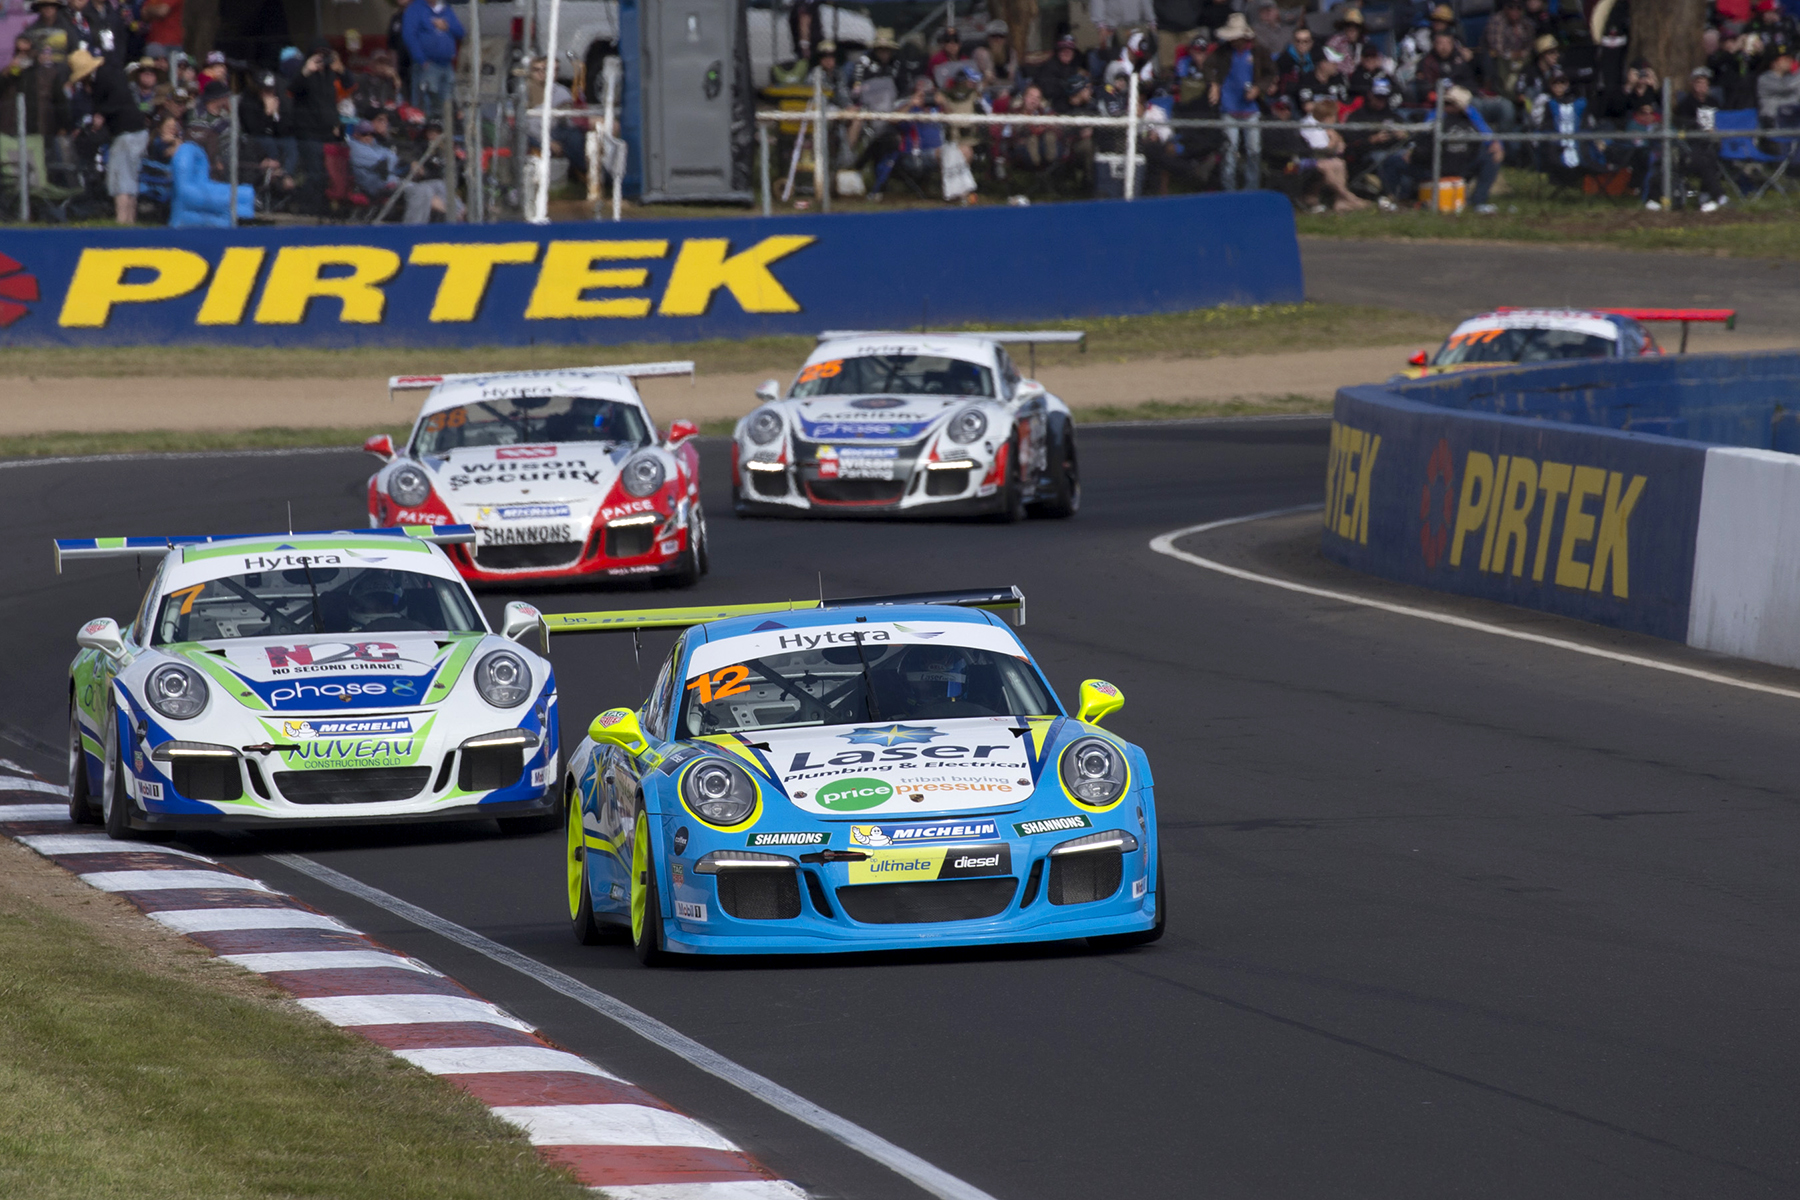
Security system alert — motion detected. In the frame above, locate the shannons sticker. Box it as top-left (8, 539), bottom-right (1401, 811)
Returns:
top-left (747, 831), bottom-right (830, 846)
top-left (1012, 814), bottom-right (1093, 837)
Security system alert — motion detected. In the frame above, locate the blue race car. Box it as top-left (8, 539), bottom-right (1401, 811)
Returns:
top-left (542, 587), bottom-right (1163, 962)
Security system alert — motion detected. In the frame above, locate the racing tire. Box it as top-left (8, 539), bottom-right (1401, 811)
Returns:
top-left (668, 512), bottom-right (706, 588)
top-left (1089, 850), bottom-right (1165, 951)
top-left (68, 706), bottom-right (97, 825)
top-left (992, 433), bottom-right (1026, 524)
top-left (1028, 423), bottom-right (1080, 520)
top-left (567, 785), bottom-right (607, 946)
top-left (100, 708), bottom-right (140, 842)
top-left (731, 482), bottom-right (750, 519)
top-left (629, 803), bottom-right (668, 965)
top-left (695, 510), bottom-right (710, 577)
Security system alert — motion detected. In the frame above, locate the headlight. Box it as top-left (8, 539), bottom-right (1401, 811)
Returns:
top-left (947, 407), bottom-right (988, 444)
top-left (746, 408), bottom-right (784, 445)
top-left (473, 649), bottom-right (531, 708)
top-left (145, 662), bottom-right (209, 720)
top-left (1059, 737), bottom-right (1128, 806)
top-left (621, 454), bottom-right (666, 498)
top-left (681, 758), bottom-right (758, 826)
top-left (388, 464), bottom-right (431, 508)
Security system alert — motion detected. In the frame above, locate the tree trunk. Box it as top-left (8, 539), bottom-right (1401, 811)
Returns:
top-left (1632, 0), bottom-right (1708, 83)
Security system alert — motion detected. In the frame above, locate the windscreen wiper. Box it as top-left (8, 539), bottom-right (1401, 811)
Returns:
top-left (849, 631), bottom-right (882, 721)
top-left (298, 560), bottom-right (323, 634)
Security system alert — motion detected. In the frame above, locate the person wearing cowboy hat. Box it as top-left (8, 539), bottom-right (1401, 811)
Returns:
top-left (71, 43), bottom-right (147, 221)
top-left (1325, 6), bottom-right (1365, 62)
top-left (1379, 83), bottom-right (1502, 211)
top-left (1202, 12), bottom-right (1276, 190)
top-left (25, 0), bottom-right (73, 65)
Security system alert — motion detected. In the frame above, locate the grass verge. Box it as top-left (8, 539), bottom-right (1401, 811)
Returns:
top-left (0, 302), bottom-right (1448, 381)
top-left (1071, 394), bottom-right (1329, 422)
top-left (1296, 169), bottom-right (1800, 259)
top-left (0, 841), bottom-right (589, 1200)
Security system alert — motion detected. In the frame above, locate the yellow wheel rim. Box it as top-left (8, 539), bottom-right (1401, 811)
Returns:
top-left (566, 793), bottom-right (584, 921)
top-left (630, 814), bottom-right (650, 944)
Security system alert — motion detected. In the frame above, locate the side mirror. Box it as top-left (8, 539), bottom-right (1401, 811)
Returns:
top-left (588, 707), bottom-right (648, 756)
top-left (1075, 679), bottom-right (1124, 725)
top-left (500, 600), bottom-right (541, 642)
top-left (1408, 350), bottom-right (1429, 367)
top-left (754, 379), bottom-right (781, 404)
top-left (77, 616), bottom-right (126, 658)
top-left (364, 433), bottom-right (396, 461)
top-left (666, 418), bottom-right (700, 447)
top-left (1014, 379), bottom-right (1047, 403)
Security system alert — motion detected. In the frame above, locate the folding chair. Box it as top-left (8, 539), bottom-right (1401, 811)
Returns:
top-left (1715, 107), bottom-right (1790, 200)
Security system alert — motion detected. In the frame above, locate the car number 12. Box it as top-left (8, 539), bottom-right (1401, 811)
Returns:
top-left (685, 665), bottom-right (751, 704)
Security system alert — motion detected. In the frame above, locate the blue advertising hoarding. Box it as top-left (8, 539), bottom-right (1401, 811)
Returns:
top-left (0, 193), bottom-right (1302, 348)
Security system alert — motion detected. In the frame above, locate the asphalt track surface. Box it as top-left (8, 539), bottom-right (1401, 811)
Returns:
top-left (4, 416), bottom-right (1797, 1200)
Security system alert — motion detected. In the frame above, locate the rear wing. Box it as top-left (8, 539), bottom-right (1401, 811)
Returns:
top-left (1497, 307), bottom-right (1736, 353)
top-left (539, 585), bottom-right (1026, 640)
top-left (387, 361), bottom-right (697, 396)
top-left (814, 330), bottom-right (1083, 375)
top-left (53, 525), bottom-right (476, 573)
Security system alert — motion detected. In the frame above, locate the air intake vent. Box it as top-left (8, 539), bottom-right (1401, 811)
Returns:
top-left (1049, 849), bottom-right (1123, 905)
top-left (716, 869), bottom-right (803, 920)
top-left (836, 879), bottom-right (1017, 924)
top-left (173, 758), bottom-right (241, 803)
top-left (274, 767), bottom-right (432, 805)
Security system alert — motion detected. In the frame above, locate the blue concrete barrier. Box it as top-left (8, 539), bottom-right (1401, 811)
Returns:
top-left (0, 193), bottom-right (1302, 349)
top-left (1324, 352), bottom-right (1800, 667)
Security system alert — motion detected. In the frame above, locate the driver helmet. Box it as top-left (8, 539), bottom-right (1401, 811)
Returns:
top-left (346, 572), bottom-right (406, 623)
top-left (898, 644), bottom-right (971, 704)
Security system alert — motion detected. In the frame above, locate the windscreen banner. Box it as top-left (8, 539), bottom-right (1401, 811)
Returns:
top-left (1324, 384), bottom-right (1708, 642)
top-left (0, 194), bottom-right (1302, 348)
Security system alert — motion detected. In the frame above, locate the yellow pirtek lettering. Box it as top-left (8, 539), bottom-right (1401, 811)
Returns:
top-left (253, 245), bottom-right (403, 324)
top-left (657, 235), bottom-right (815, 316)
top-left (1490, 455), bottom-right (1537, 576)
top-left (525, 239), bottom-right (668, 319)
top-left (1479, 455), bottom-right (1509, 571)
top-left (1336, 426), bottom-right (1363, 538)
top-left (1354, 433), bottom-right (1380, 543)
top-left (195, 246), bottom-right (266, 325)
top-left (1323, 422), bottom-right (1380, 545)
top-left (1555, 464), bottom-right (1607, 590)
top-left (1532, 461), bottom-right (1573, 582)
top-left (1324, 423), bottom-right (1345, 532)
top-left (1450, 451), bottom-right (1495, 567)
top-left (1589, 471), bottom-right (1647, 597)
top-left (410, 241), bottom-right (539, 322)
top-left (58, 248), bottom-right (210, 327)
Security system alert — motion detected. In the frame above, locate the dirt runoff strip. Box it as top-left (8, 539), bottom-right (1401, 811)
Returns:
top-left (0, 778), bottom-right (808, 1200)
top-left (0, 345), bottom-right (1429, 437)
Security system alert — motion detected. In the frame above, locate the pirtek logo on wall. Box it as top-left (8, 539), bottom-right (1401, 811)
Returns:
top-left (47, 235), bottom-right (816, 329)
top-left (1441, 441), bottom-right (1647, 598)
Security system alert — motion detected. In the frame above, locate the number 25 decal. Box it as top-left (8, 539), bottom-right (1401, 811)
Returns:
top-left (686, 666), bottom-right (751, 704)
top-left (796, 360), bottom-right (843, 384)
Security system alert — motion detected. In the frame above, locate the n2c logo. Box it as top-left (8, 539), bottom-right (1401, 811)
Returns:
top-left (265, 642), bottom-right (400, 669)
top-left (685, 666), bottom-right (751, 704)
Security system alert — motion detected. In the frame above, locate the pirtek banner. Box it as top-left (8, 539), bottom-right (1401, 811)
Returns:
top-left (0, 193), bottom-right (1302, 348)
top-left (1324, 384), bottom-right (1708, 642)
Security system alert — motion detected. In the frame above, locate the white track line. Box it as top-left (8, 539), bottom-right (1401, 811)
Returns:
top-left (298, 993), bottom-right (535, 1032)
top-left (220, 950), bottom-right (440, 975)
top-left (398, 1046), bottom-right (620, 1079)
top-left (604, 1185), bottom-right (809, 1200)
top-left (491, 1103), bottom-right (739, 1150)
top-left (270, 852), bottom-right (1002, 1200)
top-left (0, 803), bottom-right (70, 821)
top-left (0, 446), bottom-right (357, 471)
top-left (80, 869), bottom-right (273, 893)
top-left (150, 907), bottom-right (356, 934)
top-left (0, 776), bottom-right (69, 795)
top-left (1150, 506), bottom-right (1800, 703)
top-left (19, 833), bottom-right (213, 861)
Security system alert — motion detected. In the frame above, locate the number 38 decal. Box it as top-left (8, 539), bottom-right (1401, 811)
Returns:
top-left (686, 666), bottom-right (751, 704)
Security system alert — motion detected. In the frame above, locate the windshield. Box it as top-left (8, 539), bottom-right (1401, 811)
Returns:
top-left (154, 567), bottom-right (483, 643)
top-left (413, 395), bottom-right (652, 455)
top-left (678, 641), bottom-right (1056, 735)
top-left (789, 355), bottom-right (995, 398)
top-left (1434, 327), bottom-right (1616, 366)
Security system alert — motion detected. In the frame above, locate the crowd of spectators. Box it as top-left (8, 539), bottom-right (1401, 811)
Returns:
top-left (0, 0), bottom-right (476, 224)
top-left (800, 0), bottom-right (1800, 213)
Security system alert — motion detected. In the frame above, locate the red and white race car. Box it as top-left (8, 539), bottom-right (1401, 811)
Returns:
top-left (365, 363), bottom-right (708, 587)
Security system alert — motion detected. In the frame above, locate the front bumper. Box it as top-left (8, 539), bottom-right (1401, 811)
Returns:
top-left (445, 518), bottom-right (692, 585)
top-left (128, 793), bottom-right (557, 831)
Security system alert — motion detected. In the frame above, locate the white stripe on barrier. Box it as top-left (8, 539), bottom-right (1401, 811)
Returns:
top-left (150, 907), bottom-right (355, 934)
top-left (220, 951), bottom-right (440, 975)
top-left (397, 1046), bottom-right (619, 1079)
top-left (490, 1103), bottom-right (738, 1150)
top-left (79, 869), bottom-right (273, 893)
top-left (298, 993), bottom-right (535, 1032)
top-left (0, 803), bottom-right (71, 820)
top-left (604, 1185), bottom-right (810, 1200)
top-left (1687, 446), bottom-right (1800, 670)
top-left (1151, 507), bottom-right (1800, 703)
top-left (19, 833), bottom-right (213, 861)
top-left (0, 776), bottom-right (69, 796)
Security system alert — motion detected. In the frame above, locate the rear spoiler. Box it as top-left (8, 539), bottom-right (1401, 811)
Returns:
top-left (817, 330), bottom-right (1085, 349)
top-left (539, 585), bottom-right (1026, 641)
top-left (1497, 307), bottom-right (1737, 353)
top-left (387, 361), bottom-right (697, 395)
top-left (53, 525), bottom-right (476, 573)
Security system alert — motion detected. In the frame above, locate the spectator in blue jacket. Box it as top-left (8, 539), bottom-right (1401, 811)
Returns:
top-left (401, 0), bottom-right (461, 122)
